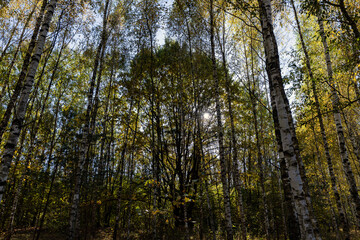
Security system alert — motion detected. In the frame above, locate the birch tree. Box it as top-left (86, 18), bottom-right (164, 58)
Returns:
top-left (257, 0), bottom-right (317, 238)
top-left (0, 0), bottom-right (58, 203)
top-left (317, 8), bottom-right (360, 227)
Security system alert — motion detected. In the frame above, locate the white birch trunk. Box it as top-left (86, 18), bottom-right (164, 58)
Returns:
top-left (0, 0), bottom-right (57, 203)
top-left (0, 0), bottom-right (48, 143)
top-left (318, 17), bottom-right (360, 227)
top-left (0, 1), bottom-right (37, 105)
top-left (257, 0), bottom-right (317, 238)
top-left (290, 0), bottom-right (349, 237)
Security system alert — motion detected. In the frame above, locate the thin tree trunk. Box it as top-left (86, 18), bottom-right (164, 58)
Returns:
top-left (33, 94), bottom-right (62, 240)
top-left (209, 1), bottom-right (233, 239)
top-left (310, 113), bottom-right (341, 238)
top-left (318, 16), bottom-right (360, 227)
top-left (113, 99), bottom-right (134, 240)
top-left (94, 50), bottom-right (115, 228)
top-left (204, 177), bottom-right (217, 240)
top-left (125, 101), bottom-right (140, 240)
top-left (87, 23), bottom-right (108, 233)
top-left (0, 0), bottom-right (57, 203)
top-left (244, 26), bottom-right (271, 239)
top-left (97, 54), bottom-right (114, 188)
top-left (5, 155), bottom-right (32, 240)
top-left (68, 1), bottom-right (109, 239)
top-left (0, 17), bottom-right (20, 64)
top-left (290, 0), bottom-right (349, 238)
top-left (218, 18), bottom-right (246, 239)
top-left (251, 91), bottom-right (271, 240)
top-left (143, 3), bottom-right (160, 238)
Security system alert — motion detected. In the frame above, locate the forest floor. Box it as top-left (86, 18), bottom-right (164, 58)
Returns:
top-left (4, 228), bottom-right (360, 239)
top-left (1, 228), bottom-right (114, 240)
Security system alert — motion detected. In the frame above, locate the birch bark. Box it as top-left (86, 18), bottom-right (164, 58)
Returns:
top-left (0, 0), bottom-right (48, 143)
top-left (318, 16), bottom-right (360, 227)
top-left (0, 0), bottom-right (57, 203)
top-left (290, 0), bottom-right (349, 237)
top-left (0, 2), bottom-right (37, 104)
top-left (257, 0), bottom-right (317, 238)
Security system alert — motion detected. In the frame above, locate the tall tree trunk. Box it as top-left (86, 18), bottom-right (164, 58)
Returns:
top-left (0, 0), bottom-right (48, 144)
top-left (318, 16), bottom-right (360, 227)
top-left (68, 1), bottom-right (109, 239)
top-left (257, 0), bottom-right (317, 238)
top-left (204, 176), bottom-right (217, 240)
top-left (125, 101), bottom-right (140, 240)
top-left (0, 2), bottom-right (37, 104)
top-left (251, 91), bottom-right (271, 240)
top-left (243, 25), bottom-right (271, 239)
top-left (33, 94), bottom-right (62, 240)
top-left (6, 151), bottom-right (33, 240)
top-left (143, 2), bottom-right (160, 237)
top-left (113, 99), bottom-right (134, 240)
top-left (290, 0), bottom-right (349, 238)
top-left (278, 134), bottom-right (301, 240)
top-left (0, 0), bottom-right (57, 203)
top-left (218, 18), bottom-right (246, 239)
top-left (5, 14), bottom-right (64, 240)
top-left (5, 70), bottom-right (61, 238)
top-left (310, 113), bottom-right (341, 238)
top-left (209, 1), bottom-right (233, 239)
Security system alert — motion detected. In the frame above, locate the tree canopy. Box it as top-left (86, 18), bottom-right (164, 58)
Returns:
top-left (0, 0), bottom-right (360, 239)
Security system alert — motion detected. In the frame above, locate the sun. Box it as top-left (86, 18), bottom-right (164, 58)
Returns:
top-left (203, 112), bottom-right (211, 120)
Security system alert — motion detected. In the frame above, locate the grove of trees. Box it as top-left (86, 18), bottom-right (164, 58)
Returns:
top-left (0, 0), bottom-right (359, 239)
